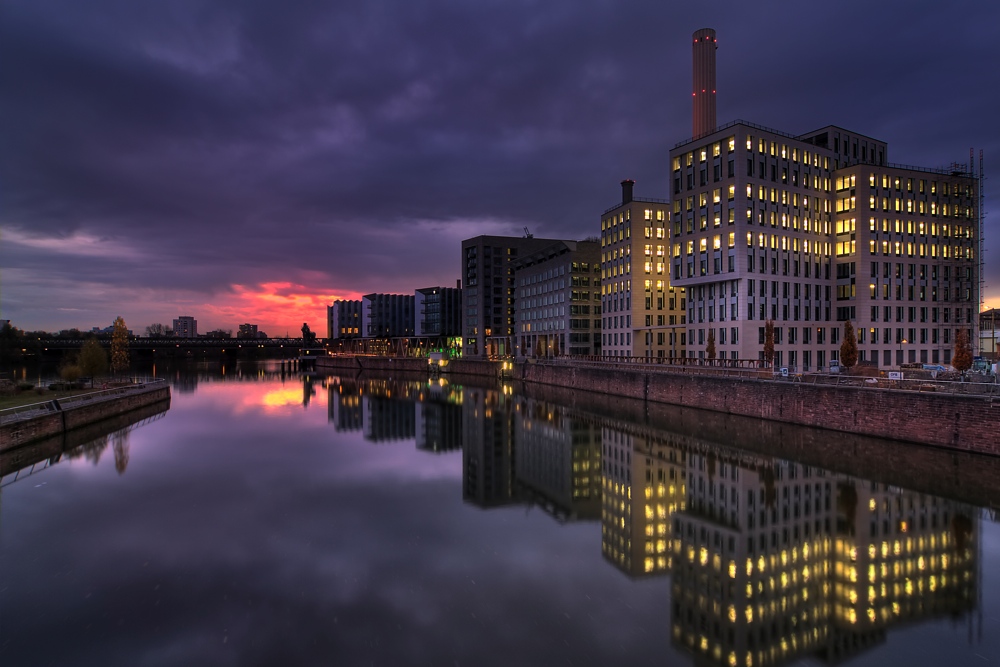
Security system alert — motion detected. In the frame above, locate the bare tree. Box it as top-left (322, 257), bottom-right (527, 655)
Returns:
top-left (706, 329), bottom-right (716, 360)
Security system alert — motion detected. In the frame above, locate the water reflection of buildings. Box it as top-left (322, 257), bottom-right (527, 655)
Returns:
top-left (462, 388), bottom-right (518, 508)
top-left (601, 431), bottom-right (686, 577)
top-left (515, 399), bottom-right (601, 522)
top-left (327, 378), bottom-right (464, 449)
top-left (670, 449), bottom-right (979, 667)
top-left (321, 374), bottom-right (982, 667)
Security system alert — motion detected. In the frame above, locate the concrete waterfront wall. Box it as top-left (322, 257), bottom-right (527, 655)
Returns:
top-left (1, 385), bottom-right (171, 451)
top-left (519, 363), bottom-right (998, 455)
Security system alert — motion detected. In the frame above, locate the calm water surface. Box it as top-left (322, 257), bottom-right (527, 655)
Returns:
top-left (2, 362), bottom-right (998, 666)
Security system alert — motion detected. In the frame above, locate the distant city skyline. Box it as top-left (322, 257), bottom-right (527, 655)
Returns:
top-left (2, 0), bottom-right (997, 334)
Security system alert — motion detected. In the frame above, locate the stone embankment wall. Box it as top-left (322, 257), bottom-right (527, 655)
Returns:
top-left (1, 385), bottom-right (171, 451)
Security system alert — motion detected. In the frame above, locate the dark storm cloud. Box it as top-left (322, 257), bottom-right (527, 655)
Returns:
top-left (2, 0), bottom-right (998, 330)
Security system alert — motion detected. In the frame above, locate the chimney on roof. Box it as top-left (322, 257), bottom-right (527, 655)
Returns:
top-left (621, 179), bottom-right (635, 204)
top-left (692, 28), bottom-right (717, 138)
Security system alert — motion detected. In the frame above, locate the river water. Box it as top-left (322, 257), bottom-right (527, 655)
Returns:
top-left (2, 361), bottom-right (998, 666)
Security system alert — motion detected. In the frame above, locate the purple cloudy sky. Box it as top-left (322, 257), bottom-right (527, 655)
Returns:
top-left (2, 0), bottom-right (998, 334)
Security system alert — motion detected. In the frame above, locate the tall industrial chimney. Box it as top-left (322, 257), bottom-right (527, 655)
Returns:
top-left (692, 28), bottom-right (717, 138)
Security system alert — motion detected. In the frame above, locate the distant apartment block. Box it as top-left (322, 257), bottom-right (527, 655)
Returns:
top-left (328, 300), bottom-right (362, 340)
top-left (512, 239), bottom-right (602, 357)
top-left (172, 315), bottom-right (197, 338)
top-left (237, 323), bottom-right (258, 339)
top-left (461, 234), bottom-right (566, 357)
top-left (362, 293), bottom-right (414, 338)
top-left (415, 286), bottom-right (462, 338)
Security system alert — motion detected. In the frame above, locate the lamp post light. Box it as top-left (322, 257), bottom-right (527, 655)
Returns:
top-left (899, 338), bottom-right (907, 367)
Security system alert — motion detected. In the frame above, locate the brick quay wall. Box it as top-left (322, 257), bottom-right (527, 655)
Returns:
top-left (519, 363), bottom-right (998, 456)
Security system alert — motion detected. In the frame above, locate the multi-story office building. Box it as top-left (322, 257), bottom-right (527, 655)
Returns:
top-left (461, 234), bottom-right (565, 357)
top-left (512, 240), bottom-right (602, 357)
top-left (172, 315), bottom-right (197, 338)
top-left (328, 299), bottom-right (362, 341)
top-left (671, 123), bottom-right (979, 370)
top-left (599, 180), bottom-right (687, 358)
top-left (665, 29), bottom-right (980, 370)
top-left (414, 286), bottom-right (462, 338)
top-left (361, 293), bottom-right (414, 338)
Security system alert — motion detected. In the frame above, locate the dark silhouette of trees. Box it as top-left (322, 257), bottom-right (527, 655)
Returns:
top-left (706, 329), bottom-right (716, 360)
top-left (840, 320), bottom-right (859, 370)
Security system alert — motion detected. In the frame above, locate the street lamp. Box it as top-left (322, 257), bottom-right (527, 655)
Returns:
top-left (899, 338), bottom-right (907, 367)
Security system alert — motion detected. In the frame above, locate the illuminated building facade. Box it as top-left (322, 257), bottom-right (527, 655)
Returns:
top-left (512, 240), bottom-right (602, 358)
top-left (328, 299), bottom-right (362, 340)
top-left (361, 293), bottom-right (414, 338)
top-left (667, 29), bottom-right (980, 370)
top-left (461, 234), bottom-right (565, 357)
top-left (415, 286), bottom-right (462, 338)
top-left (599, 180), bottom-right (687, 358)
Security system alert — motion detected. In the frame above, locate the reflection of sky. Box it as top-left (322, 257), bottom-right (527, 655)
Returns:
top-left (2, 374), bottom-right (998, 666)
top-left (0, 377), bottom-right (678, 666)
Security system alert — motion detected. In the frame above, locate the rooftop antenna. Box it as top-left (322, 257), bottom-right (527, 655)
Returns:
top-left (523, 226), bottom-right (533, 239)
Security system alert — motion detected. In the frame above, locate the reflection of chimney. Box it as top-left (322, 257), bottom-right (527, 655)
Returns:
top-left (621, 179), bottom-right (635, 204)
top-left (692, 28), bottom-right (717, 138)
